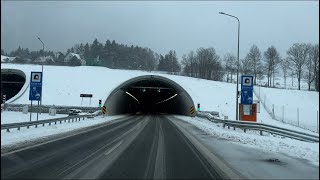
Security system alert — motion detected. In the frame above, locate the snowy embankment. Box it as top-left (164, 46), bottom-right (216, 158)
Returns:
top-left (254, 86), bottom-right (319, 133)
top-left (1, 111), bottom-right (67, 124)
top-left (1, 64), bottom-right (318, 167)
top-left (1, 114), bottom-right (126, 147)
top-left (1, 64), bottom-right (318, 140)
top-left (176, 115), bottom-right (319, 166)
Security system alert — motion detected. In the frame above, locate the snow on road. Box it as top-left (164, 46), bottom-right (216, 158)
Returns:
top-left (176, 115), bottom-right (319, 166)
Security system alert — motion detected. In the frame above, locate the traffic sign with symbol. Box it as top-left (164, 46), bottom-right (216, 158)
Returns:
top-left (29, 72), bottom-right (43, 101)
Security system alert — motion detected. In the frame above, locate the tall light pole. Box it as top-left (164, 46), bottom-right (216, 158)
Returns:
top-left (219, 12), bottom-right (240, 120)
top-left (37, 37), bottom-right (44, 114)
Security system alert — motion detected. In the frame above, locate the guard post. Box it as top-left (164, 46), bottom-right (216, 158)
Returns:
top-left (239, 75), bottom-right (257, 122)
top-left (102, 106), bottom-right (107, 117)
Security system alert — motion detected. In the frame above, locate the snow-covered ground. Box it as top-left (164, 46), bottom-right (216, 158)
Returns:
top-left (1, 63), bottom-right (318, 166)
top-left (254, 86), bottom-right (319, 132)
top-left (1, 111), bottom-right (67, 124)
top-left (176, 115), bottom-right (319, 166)
top-left (1, 64), bottom-right (318, 132)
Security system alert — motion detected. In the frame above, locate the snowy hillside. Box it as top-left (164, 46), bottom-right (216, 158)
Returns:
top-left (1, 64), bottom-right (319, 133)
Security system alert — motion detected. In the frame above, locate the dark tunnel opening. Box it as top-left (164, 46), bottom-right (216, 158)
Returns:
top-left (105, 75), bottom-right (195, 117)
top-left (1, 69), bottom-right (26, 104)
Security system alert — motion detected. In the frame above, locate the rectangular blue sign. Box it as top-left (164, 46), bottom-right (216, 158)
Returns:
top-left (241, 89), bottom-right (253, 104)
top-left (241, 75), bottom-right (254, 91)
top-left (29, 72), bottom-right (43, 101)
top-left (29, 86), bottom-right (42, 101)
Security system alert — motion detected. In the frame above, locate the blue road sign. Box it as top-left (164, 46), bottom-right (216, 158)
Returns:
top-left (241, 75), bottom-right (254, 91)
top-left (241, 75), bottom-right (254, 104)
top-left (29, 86), bottom-right (42, 101)
top-left (29, 72), bottom-right (43, 101)
top-left (241, 89), bottom-right (253, 104)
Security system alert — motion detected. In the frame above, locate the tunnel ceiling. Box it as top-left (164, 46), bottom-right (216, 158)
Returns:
top-left (105, 75), bottom-right (195, 116)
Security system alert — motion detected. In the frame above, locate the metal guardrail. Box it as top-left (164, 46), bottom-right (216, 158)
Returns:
top-left (196, 112), bottom-right (319, 143)
top-left (1, 112), bottom-right (101, 132)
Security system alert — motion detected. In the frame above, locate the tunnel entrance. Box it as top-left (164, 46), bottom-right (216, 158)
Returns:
top-left (105, 75), bottom-right (195, 116)
top-left (1, 69), bottom-right (26, 104)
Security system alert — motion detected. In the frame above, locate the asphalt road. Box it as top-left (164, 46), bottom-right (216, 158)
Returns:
top-left (1, 115), bottom-right (230, 180)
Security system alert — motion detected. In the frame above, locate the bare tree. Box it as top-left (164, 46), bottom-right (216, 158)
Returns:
top-left (264, 46), bottom-right (280, 87)
top-left (312, 44), bottom-right (319, 91)
top-left (287, 43), bottom-right (309, 90)
top-left (307, 44), bottom-right (319, 91)
top-left (240, 57), bottom-right (253, 75)
top-left (280, 57), bottom-right (290, 88)
top-left (305, 43), bottom-right (315, 91)
top-left (196, 47), bottom-right (222, 81)
top-left (182, 51), bottom-right (197, 77)
top-left (245, 44), bottom-right (262, 85)
top-left (223, 53), bottom-right (236, 83)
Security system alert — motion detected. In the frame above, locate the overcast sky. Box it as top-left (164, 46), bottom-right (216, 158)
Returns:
top-left (1, 1), bottom-right (319, 60)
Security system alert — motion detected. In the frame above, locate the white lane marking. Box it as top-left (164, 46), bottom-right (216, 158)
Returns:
top-left (104, 140), bottom-right (123, 156)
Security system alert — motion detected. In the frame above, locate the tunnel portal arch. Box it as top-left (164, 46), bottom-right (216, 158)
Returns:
top-left (1, 69), bottom-right (26, 104)
top-left (104, 75), bottom-right (195, 116)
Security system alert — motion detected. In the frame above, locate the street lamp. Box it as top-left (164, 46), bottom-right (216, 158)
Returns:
top-left (37, 37), bottom-right (44, 73)
top-left (37, 37), bottom-right (44, 114)
top-left (219, 11), bottom-right (240, 120)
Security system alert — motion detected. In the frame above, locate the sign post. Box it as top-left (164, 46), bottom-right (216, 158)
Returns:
top-left (29, 72), bottom-right (43, 121)
top-left (80, 94), bottom-right (93, 106)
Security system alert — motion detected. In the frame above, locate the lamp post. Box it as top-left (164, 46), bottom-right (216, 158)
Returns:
top-left (37, 37), bottom-right (44, 115)
top-left (219, 12), bottom-right (240, 120)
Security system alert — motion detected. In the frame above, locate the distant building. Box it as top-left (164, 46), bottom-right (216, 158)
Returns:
top-left (34, 56), bottom-right (55, 64)
top-left (64, 53), bottom-right (86, 65)
top-left (1, 55), bottom-right (16, 63)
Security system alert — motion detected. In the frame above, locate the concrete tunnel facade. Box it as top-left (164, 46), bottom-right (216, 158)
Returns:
top-left (1, 69), bottom-right (26, 104)
top-left (104, 75), bottom-right (196, 117)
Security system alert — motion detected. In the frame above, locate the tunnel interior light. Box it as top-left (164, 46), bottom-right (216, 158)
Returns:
top-left (155, 93), bottom-right (178, 104)
top-left (125, 91), bottom-right (140, 104)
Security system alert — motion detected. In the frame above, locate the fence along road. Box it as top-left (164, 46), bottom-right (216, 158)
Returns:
top-left (253, 86), bottom-right (319, 133)
top-left (196, 111), bottom-right (319, 143)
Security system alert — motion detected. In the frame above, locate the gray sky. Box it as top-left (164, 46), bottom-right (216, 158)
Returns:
top-left (1, 1), bottom-right (319, 60)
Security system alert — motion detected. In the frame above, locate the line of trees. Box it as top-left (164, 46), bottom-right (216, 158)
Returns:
top-left (3, 46), bottom-right (55, 61)
top-left (2, 41), bottom-right (319, 91)
top-left (71, 39), bottom-right (158, 70)
top-left (221, 43), bottom-right (319, 91)
top-left (182, 47), bottom-right (224, 81)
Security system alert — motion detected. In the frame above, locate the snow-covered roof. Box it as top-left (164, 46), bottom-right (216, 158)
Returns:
top-left (1, 55), bottom-right (16, 63)
top-left (70, 53), bottom-right (81, 60)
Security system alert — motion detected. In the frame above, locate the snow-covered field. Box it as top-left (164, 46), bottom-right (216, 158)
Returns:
top-left (254, 86), bottom-right (319, 132)
top-left (176, 115), bottom-right (319, 166)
